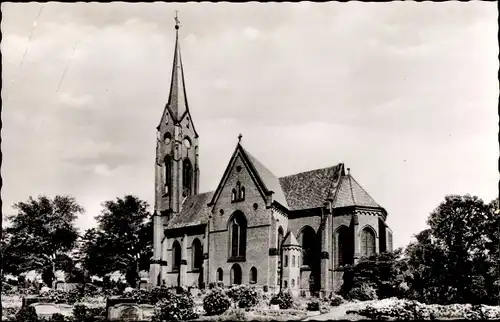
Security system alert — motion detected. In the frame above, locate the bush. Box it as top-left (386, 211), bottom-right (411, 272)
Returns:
top-left (306, 299), bottom-right (320, 311)
top-left (48, 313), bottom-right (66, 322)
top-left (270, 290), bottom-right (294, 309)
top-left (263, 285), bottom-right (268, 293)
top-left (329, 293), bottom-right (344, 307)
top-left (203, 288), bottom-right (232, 316)
top-left (119, 288), bottom-right (151, 304)
top-left (150, 285), bottom-right (170, 304)
top-left (226, 285), bottom-right (260, 309)
top-left (346, 283), bottom-right (378, 301)
top-left (152, 291), bottom-right (198, 321)
top-left (14, 306), bottom-right (39, 322)
top-left (208, 282), bottom-right (215, 289)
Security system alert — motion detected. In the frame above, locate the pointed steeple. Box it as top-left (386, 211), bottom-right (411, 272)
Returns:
top-left (166, 12), bottom-right (189, 121)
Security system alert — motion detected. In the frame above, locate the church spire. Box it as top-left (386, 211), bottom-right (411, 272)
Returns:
top-left (166, 11), bottom-right (189, 120)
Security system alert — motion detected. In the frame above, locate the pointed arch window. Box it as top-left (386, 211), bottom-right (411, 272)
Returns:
top-left (361, 227), bottom-right (376, 257)
top-left (250, 267), bottom-right (257, 284)
top-left (292, 255), bottom-right (296, 267)
top-left (191, 239), bottom-right (203, 271)
top-left (172, 241), bottom-right (181, 272)
top-left (217, 268), bottom-right (223, 282)
top-left (164, 155), bottom-right (172, 195)
top-left (284, 255), bottom-right (288, 267)
top-left (183, 159), bottom-right (193, 197)
top-left (232, 181), bottom-right (245, 203)
top-left (301, 226), bottom-right (317, 267)
top-left (337, 226), bottom-right (353, 266)
top-left (229, 212), bottom-right (247, 260)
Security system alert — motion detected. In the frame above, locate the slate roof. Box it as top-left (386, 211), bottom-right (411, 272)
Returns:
top-left (282, 231), bottom-right (300, 247)
top-left (165, 191), bottom-right (214, 229)
top-left (332, 174), bottom-right (380, 209)
top-left (279, 165), bottom-right (343, 211)
top-left (165, 149), bottom-right (382, 229)
top-left (241, 146), bottom-right (289, 208)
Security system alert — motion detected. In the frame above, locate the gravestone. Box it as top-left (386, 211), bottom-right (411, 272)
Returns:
top-left (140, 304), bottom-right (155, 320)
top-left (22, 296), bottom-right (51, 307)
top-left (58, 304), bottom-right (73, 317)
top-left (31, 303), bottom-right (60, 319)
top-left (55, 281), bottom-right (66, 291)
top-left (108, 303), bottom-right (140, 321)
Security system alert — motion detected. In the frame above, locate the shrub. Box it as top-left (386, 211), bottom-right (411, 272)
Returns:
top-left (222, 308), bottom-right (247, 321)
top-left (119, 288), bottom-right (151, 304)
top-left (150, 285), bottom-right (170, 304)
top-left (208, 282), bottom-right (215, 289)
top-left (152, 291), bottom-right (198, 321)
top-left (269, 290), bottom-right (294, 309)
top-left (226, 285), bottom-right (260, 309)
top-left (48, 313), bottom-right (66, 322)
top-left (14, 306), bottom-right (39, 322)
top-left (40, 289), bottom-right (70, 304)
top-left (346, 283), bottom-right (378, 301)
top-left (263, 285), bottom-right (268, 293)
top-left (329, 293), bottom-right (344, 306)
top-left (203, 288), bottom-right (232, 316)
top-left (306, 299), bottom-right (320, 311)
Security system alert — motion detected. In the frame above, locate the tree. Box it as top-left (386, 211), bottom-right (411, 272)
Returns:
top-left (81, 195), bottom-right (153, 287)
top-left (3, 195), bottom-right (83, 287)
top-left (406, 195), bottom-right (499, 305)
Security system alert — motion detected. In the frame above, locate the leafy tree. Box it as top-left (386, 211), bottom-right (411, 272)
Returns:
top-left (340, 248), bottom-right (410, 300)
top-left (81, 195), bottom-right (152, 287)
top-left (406, 195), bottom-right (499, 305)
top-left (2, 195), bottom-right (83, 287)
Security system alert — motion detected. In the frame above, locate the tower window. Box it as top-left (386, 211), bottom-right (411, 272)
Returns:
top-left (291, 279), bottom-right (295, 288)
top-left (164, 155), bottom-right (172, 195)
top-left (183, 159), bottom-right (193, 196)
top-left (217, 268), bottom-right (223, 281)
top-left (284, 255), bottom-right (288, 267)
top-left (163, 132), bottom-right (172, 145)
top-left (229, 211), bottom-right (247, 260)
top-left (292, 255), bottom-right (295, 267)
top-left (284, 280), bottom-right (288, 288)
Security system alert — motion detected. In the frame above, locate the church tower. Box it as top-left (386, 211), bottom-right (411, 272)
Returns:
top-left (150, 15), bottom-right (200, 285)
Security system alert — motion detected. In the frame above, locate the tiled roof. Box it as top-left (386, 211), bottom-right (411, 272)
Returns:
top-left (283, 231), bottom-right (300, 247)
top-left (333, 175), bottom-right (380, 208)
top-left (279, 165), bottom-right (343, 211)
top-left (240, 146), bottom-right (289, 208)
top-left (165, 191), bottom-right (214, 229)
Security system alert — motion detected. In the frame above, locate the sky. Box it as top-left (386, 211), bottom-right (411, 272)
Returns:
top-left (1, 2), bottom-right (498, 250)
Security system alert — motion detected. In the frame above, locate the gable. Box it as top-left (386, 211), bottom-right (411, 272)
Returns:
top-left (208, 146), bottom-right (269, 209)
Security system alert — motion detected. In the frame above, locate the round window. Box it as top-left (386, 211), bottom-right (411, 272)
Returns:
top-left (164, 132), bottom-right (172, 145)
top-left (183, 137), bottom-right (192, 149)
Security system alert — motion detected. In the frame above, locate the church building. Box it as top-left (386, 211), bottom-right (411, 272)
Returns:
top-left (149, 21), bottom-right (393, 296)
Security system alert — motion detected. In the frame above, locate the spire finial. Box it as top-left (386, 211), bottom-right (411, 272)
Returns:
top-left (238, 133), bottom-right (242, 143)
top-left (174, 10), bottom-right (180, 30)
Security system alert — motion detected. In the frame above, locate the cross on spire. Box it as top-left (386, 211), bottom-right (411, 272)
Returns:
top-left (174, 11), bottom-right (180, 30)
top-left (238, 133), bottom-right (243, 143)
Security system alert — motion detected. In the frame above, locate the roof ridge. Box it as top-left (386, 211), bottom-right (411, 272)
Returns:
top-left (348, 174), bottom-right (381, 208)
top-left (279, 164), bottom-right (340, 180)
top-left (348, 174), bottom-right (356, 205)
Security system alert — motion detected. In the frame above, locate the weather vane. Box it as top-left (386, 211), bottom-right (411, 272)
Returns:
top-left (238, 133), bottom-right (242, 143)
top-left (174, 10), bottom-right (180, 29)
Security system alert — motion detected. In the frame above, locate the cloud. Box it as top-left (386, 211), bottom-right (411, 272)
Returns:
top-left (242, 27), bottom-right (260, 39)
top-left (1, 2), bottom-right (497, 250)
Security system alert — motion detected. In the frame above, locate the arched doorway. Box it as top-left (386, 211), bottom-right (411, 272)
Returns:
top-left (230, 264), bottom-right (242, 285)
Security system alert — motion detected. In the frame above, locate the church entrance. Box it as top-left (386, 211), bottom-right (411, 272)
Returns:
top-left (230, 264), bottom-right (242, 285)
